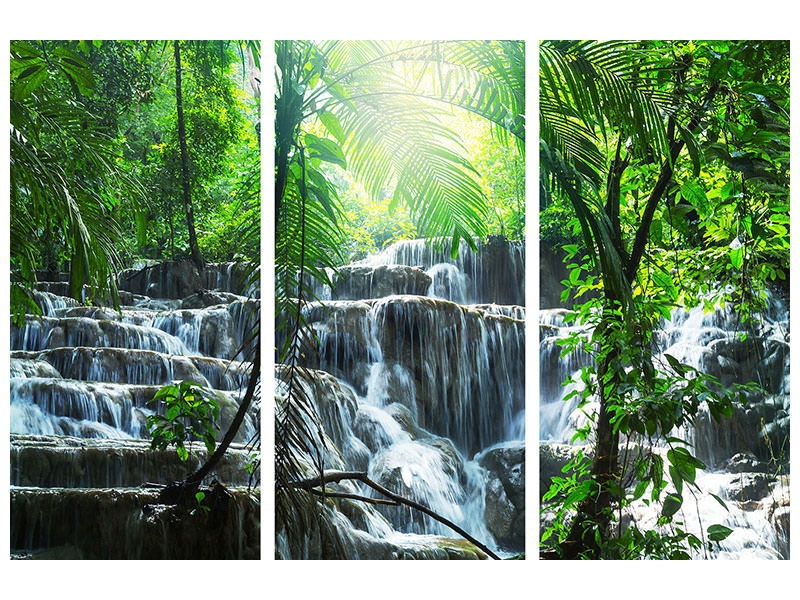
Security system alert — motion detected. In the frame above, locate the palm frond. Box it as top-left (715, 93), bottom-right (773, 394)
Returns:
top-left (540, 40), bottom-right (674, 170)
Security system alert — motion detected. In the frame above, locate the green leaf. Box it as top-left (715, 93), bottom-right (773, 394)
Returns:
top-left (166, 405), bottom-right (181, 421)
top-left (135, 210), bottom-right (148, 247)
top-left (677, 123), bottom-right (702, 177)
top-left (669, 465), bottom-right (683, 496)
top-left (664, 353), bottom-right (685, 375)
top-left (710, 493), bottom-right (729, 512)
top-left (13, 64), bottom-right (49, 102)
top-left (709, 58), bottom-right (729, 82)
top-left (707, 524), bottom-right (733, 542)
top-left (153, 384), bottom-right (178, 402)
top-left (304, 133), bottom-right (346, 169)
top-left (176, 444), bottom-right (189, 462)
top-left (680, 180), bottom-right (708, 215)
top-left (661, 493), bottom-right (683, 518)
top-left (632, 479), bottom-right (650, 500)
top-left (729, 241), bottom-right (744, 270)
top-left (319, 110), bottom-right (346, 144)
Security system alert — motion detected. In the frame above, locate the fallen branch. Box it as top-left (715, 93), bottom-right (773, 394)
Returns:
top-left (291, 469), bottom-right (500, 560)
top-left (308, 488), bottom-right (399, 506)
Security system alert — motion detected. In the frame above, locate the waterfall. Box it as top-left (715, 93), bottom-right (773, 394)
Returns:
top-left (10, 261), bottom-right (260, 559)
top-left (277, 236), bottom-right (525, 559)
top-left (539, 251), bottom-right (790, 559)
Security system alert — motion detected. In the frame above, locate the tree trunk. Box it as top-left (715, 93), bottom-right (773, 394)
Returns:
top-left (186, 341), bottom-right (260, 487)
top-left (554, 83), bottom-right (719, 559)
top-left (557, 149), bottom-right (628, 559)
top-left (173, 40), bottom-right (204, 270)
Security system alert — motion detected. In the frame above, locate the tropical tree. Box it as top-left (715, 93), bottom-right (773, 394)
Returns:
top-left (9, 40), bottom-right (147, 323)
top-left (10, 39), bottom-right (263, 503)
top-left (173, 40), bottom-right (204, 268)
top-left (274, 39), bottom-right (525, 542)
top-left (539, 40), bottom-right (789, 559)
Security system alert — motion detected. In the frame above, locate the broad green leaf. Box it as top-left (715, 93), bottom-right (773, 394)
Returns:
top-left (729, 239), bottom-right (744, 269)
top-left (304, 133), bottom-right (346, 169)
top-left (677, 123), bottom-right (702, 177)
top-left (707, 524), bottom-right (733, 542)
top-left (153, 384), bottom-right (178, 401)
top-left (319, 110), bottom-right (346, 144)
top-left (680, 180), bottom-right (708, 215)
top-left (176, 444), bottom-right (188, 462)
top-left (661, 493), bottom-right (683, 518)
top-left (669, 465), bottom-right (683, 496)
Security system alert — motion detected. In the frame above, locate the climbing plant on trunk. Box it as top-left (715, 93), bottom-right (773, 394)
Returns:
top-left (540, 40), bottom-right (789, 559)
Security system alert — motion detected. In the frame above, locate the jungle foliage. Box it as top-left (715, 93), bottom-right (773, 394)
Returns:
top-left (274, 40), bottom-right (525, 542)
top-left (10, 40), bottom-right (260, 322)
top-left (539, 40), bottom-right (789, 559)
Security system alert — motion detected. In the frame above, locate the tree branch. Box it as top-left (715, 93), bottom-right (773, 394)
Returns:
top-left (625, 82), bottom-right (719, 281)
top-left (185, 342), bottom-right (260, 488)
top-left (291, 470), bottom-right (501, 560)
top-left (308, 487), bottom-right (399, 506)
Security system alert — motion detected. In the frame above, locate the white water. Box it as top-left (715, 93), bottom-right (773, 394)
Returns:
top-left (10, 263), bottom-right (259, 444)
top-left (540, 287), bottom-right (790, 559)
top-left (278, 237), bottom-right (526, 557)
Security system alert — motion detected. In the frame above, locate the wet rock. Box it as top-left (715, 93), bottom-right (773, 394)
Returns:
top-left (767, 494), bottom-right (790, 557)
top-left (329, 264), bottom-right (432, 300)
top-left (724, 451), bottom-right (771, 474)
top-left (375, 295), bottom-right (525, 452)
top-left (354, 405), bottom-right (410, 453)
top-left (384, 402), bottom-right (423, 438)
top-left (369, 439), bottom-right (466, 535)
top-left (10, 487), bottom-right (259, 559)
top-left (299, 300), bottom-right (377, 386)
top-left (474, 304), bottom-right (526, 320)
top-left (10, 358), bottom-right (62, 379)
top-left (11, 434), bottom-right (254, 488)
top-left (479, 442), bottom-right (525, 551)
top-left (364, 236), bottom-right (524, 306)
top-left (276, 502), bottom-right (487, 560)
top-left (118, 261), bottom-right (249, 299)
top-left (728, 472), bottom-right (775, 502)
top-left (181, 290), bottom-right (245, 309)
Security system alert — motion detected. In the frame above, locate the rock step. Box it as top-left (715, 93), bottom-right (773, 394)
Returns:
top-left (13, 299), bottom-right (258, 360)
top-left (32, 261), bottom-right (252, 300)
top-left (10, 378), bottom-right (256, 443)
top-left (293, 295), bottom-right (525, 453)
top-left (10, 486), bottom-right (259, 559)
top-left (11, 348), bottom-right (251, 391)
top-left (359, 236), bottom-right (525, 306)
top-left (11, 434), bottom-right (255, 488)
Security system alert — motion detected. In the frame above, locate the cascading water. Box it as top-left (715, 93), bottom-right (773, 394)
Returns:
top-left (10, 261), bottom-right (260, 559)
top-left (277, 236), bottom-right (525, 559)
top-left (539, 250), bottom-right (790, 559)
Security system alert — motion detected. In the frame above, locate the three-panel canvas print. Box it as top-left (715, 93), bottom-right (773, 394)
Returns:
top-left (7, 39), bottom-right (790, 562)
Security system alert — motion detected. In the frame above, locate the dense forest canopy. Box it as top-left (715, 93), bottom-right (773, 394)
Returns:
top-left (540, 40), bottom-right (789, 559)
top-left (10, 40), bottom-right (260, 320)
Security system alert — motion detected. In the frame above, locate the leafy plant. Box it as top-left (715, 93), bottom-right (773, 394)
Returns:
top-left (146, 381), bottom-right (221, 462)
top-left (539, 39), bottom-right (788, 559)
top-left (274, 39), bottom-right (525, 544)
